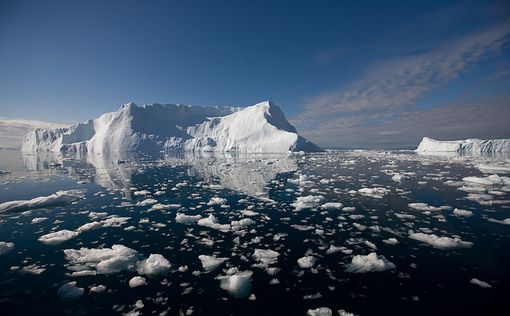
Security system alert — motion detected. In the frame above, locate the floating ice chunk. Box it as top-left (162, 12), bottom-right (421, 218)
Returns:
top-left (137, 254), bottom-right (171, 275)
top-left (216, 270), bottom-right (253, 298)
top-left (89, 285), bottom-right (106, 293)
top-left (487, 217), bottom-right (510, 225)
top-left (338, 310), bottom-right (355, 316)
top-left (64, 244), bottom-right (139, 274)
top-left (408, 232), bottom-right (473, 249)
top-left (325, 245), bottom-right (348, 255)
top-left (148, 203), bottom-right (181, 212)
top-left (252, 249), bottom-right (279, 268)
top-left (129, 276), bottom-right (147, 288)
top-left (357, 187), bottom-right (389, 199)
top-left (382, 238), bottom-right (399, 245)
top-left (31, 217), bottom-right (48, 224)
top-left (0, 189), bottom-right (85, 213)
top-left (207, 197), bottom-right (228, 206)
top-left (197, 214), bottom-right (231, 232)
top-left (76, 221), bottom-right (102, 233)
top-left (100, 216), bottom-right (130, 227)
top-left (136, 198), bottom-right (158, 206)
top-left (408, 203), bottom-right (450, 212)
top-left (392, 173), bottom-right (410, 182)
top-left (198, 255), bottom-right (228, 272)
top-left (38, 230), bottom-right (79, 245)
top-left (291, 224), bottom-right (315, 231)
top-left (462, 174), bottom-right (510, 186)
top-left (476, 164), bottom-right (510, 174)
top-left (292, 195), bottom-right (325, 210)
top-left (320, 202), bottom-right (343, 210)
top-left (230, 218), bottom-right (254, 231)
top-left (297, 256), bottom-right (316, 268)
top-left (452, 208), bottom-right (473, 217)
top-left (57, 281), bottom-right (84, 300)
top-left (239, 210), bottom-right (259, 216)
top-left (470, 278), bottom-right (492, 288)
top-left (306, 307), bottom-right (332, 316)
top-left (133, 190), bottom-right (151, 196)
top-left (175, 213), bottom-right (202, 224)
top-left (0, 241), bottom-right (14, 255)
top-left (345, 252), bottom-right (396, 273)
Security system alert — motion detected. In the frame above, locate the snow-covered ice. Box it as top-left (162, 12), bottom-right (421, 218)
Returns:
top-left (409, 232), bottom-right (473, 249)
top-left (129, 276), bottom-right (147, 288)
top-left (345, 252), bottom-right (396, 273)
top-left (0, 189), bottom-right (85, 213)
top-left (198, 255), bottom-right (228, 272)
top-left (22, 101), bottom-right (322, 154)
top-left (216, 270), bottom-right (253, 299)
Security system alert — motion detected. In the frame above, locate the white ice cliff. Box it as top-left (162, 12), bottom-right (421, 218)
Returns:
top-left (416, 137), bottom-right (510, 154)
top-left (22, 101), bottom-right (322, 153)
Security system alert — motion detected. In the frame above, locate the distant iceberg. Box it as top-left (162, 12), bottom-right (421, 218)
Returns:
top-left (416, 137), bottom-right (510, 154)
top-left (22, 101), bottom-right (322, 153)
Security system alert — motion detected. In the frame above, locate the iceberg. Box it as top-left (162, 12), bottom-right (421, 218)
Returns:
top-left (22, 101), bottom-right (322, 154)
top-left (416, 137), bottom-right (510, 154)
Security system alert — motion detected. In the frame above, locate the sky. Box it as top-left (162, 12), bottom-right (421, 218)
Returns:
top-left (0, 0), bottom-right (509, 149)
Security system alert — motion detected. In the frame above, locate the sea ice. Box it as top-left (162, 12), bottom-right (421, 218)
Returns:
top-left (0, 241), bottom-right (14, 255)
top-left (345, 252), bottom-right (396, 273)
top-left (57, 281), bottom-right (84, 300)
top-left (38, 230), bottom-right (79, 245)
top-left (0, 190), bottom-right (85, 213)
top-left (137, 254), bottom-right (171, 275)
top-left (409, 232), bottom-right (473, 249)
top-left (216, 270), bottom-right (253, 299)
top-left (198, 255), bottom-right (228, 272)
top-left (129, 276), bottom-right (147, 288)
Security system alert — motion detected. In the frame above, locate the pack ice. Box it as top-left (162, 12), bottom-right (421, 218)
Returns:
top-left (22, 101), bottom-right (322, 153)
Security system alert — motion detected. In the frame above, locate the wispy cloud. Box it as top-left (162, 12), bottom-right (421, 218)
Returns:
top-left (299, 94), bottom-right (510, 149)
top-left (293, 20), bottom-right (510, 148)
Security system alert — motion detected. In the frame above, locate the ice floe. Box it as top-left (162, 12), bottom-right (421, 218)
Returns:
top-left (57, 281), bottom-right (84, 300)
top-left (408, 231), bottom-right (473, 249)
top-left (129, 276), bottom-right (147, 288)
top-left (63, 245), bottom-right (139, 274)
top-left (137, 254), bottom-right (171, 275)
top-left (345, 252), bottom-right (396, 273)
top-left (0, 241), bottom-right (14, 255)
top-left (216, 270), bottom-right (253, 298)
top-left (38, 230), bottom-right (79, 245)
top-left (297, 256), bottom-right (316, 269)
top-left (0, 189), bottom-right (85, 213)
top-left (470, 278), bottom-right (492, 288)
top-left (198, 255), bottom-right (228, 273)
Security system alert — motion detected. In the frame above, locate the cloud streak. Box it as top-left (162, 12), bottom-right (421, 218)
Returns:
top-left (292, 21), bottom-right (510, 148)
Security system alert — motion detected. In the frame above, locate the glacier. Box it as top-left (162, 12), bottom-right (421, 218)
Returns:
top-left (416, 137), bottom-right (510, 154)
top-left (22, 101), bottom-right (322, 153)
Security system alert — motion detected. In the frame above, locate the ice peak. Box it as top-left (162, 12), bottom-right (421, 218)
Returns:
top-left (120, 102), bottom-right (137, 110)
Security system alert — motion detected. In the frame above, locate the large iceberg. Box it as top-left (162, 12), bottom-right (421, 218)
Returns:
top-left (22, 101), bottom-right (322, 153)
top-left (416, 137), bottom-right (510, 154)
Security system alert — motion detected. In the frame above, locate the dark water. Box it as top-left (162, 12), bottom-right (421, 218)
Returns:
top-left (0, 150), bottom-right (509, 315)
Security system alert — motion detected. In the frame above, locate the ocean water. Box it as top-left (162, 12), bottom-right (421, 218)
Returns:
top-left (0, 150), bottom-right (509, 315)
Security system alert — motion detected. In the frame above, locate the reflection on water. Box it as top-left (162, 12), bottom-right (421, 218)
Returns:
top-left (2, 150), bottom-right (298, 199)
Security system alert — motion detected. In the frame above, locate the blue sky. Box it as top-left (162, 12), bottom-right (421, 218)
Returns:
top-left (1, 0), bottom-right (509, 148)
